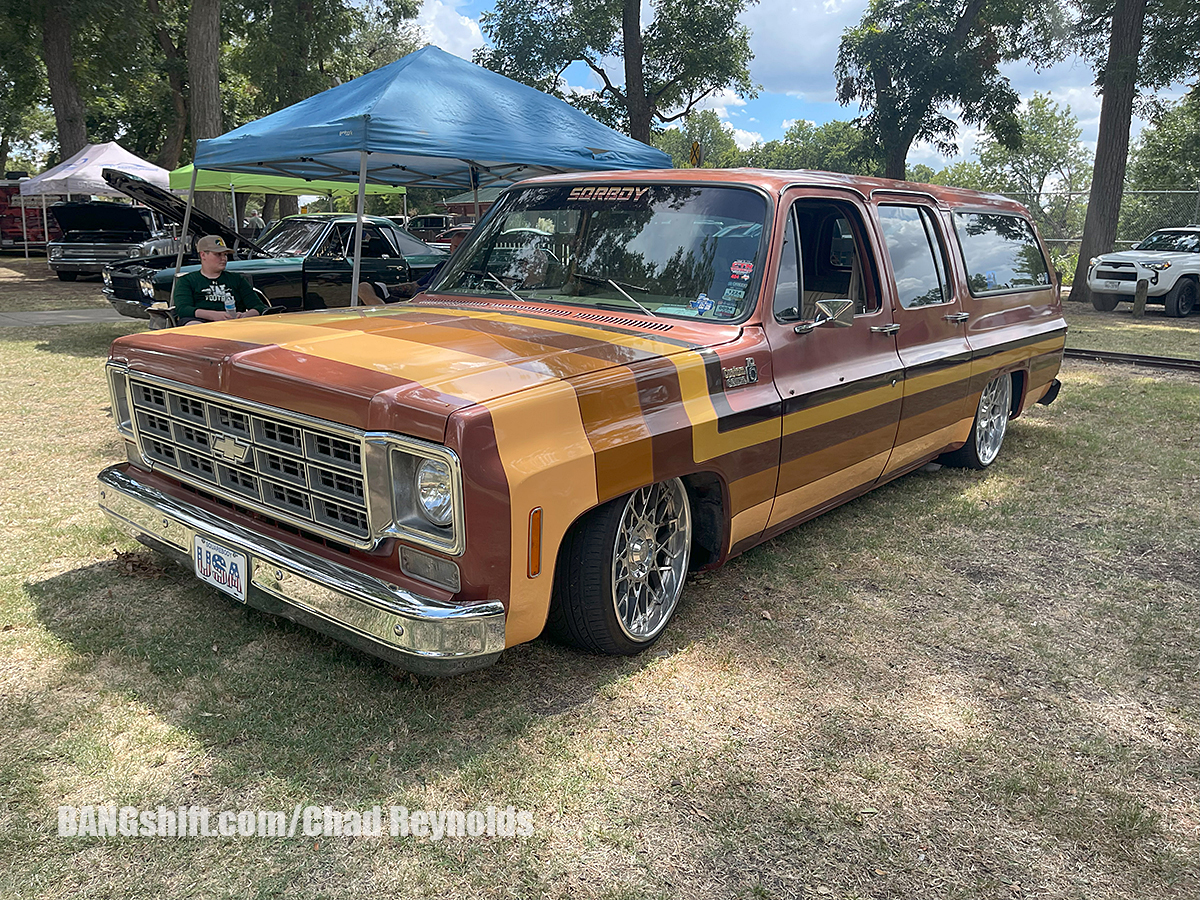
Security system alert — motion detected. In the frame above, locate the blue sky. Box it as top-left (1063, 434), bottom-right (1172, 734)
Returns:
top-left (417, 0), bottom-right (1188, 169)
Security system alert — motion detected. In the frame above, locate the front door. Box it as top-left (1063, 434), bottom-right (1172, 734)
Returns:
top-left (763, 191), bottom-right (904, 535)
top-left (873, 197), bottom-right (974, 476)
top-left (303, 224), bottom-right (412, 307)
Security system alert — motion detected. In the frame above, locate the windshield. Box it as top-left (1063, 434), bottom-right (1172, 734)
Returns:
top-left (433, 184), bottom-right (768, 321)
top-left (1134, 230), bottom-right (1200, 253)
top-left (256, 218), bottom-right (329, 256)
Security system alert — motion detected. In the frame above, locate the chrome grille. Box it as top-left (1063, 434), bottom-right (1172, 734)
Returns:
top-left (130, 377), bottom-right (371, 543)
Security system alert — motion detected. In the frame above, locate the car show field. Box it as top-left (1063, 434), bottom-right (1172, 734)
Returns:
top-left (0, 252), bottom-right (1197, 897)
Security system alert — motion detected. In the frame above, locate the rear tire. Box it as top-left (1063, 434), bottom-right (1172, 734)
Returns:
top-left (56, 271), bottom-right (77, 282)
top-left (940, 373), bottom-right (1012, 470)
top-left (547, 478), bottom-right (692, 655)
top-left (1090, 291), bottom-right (1119, 311)
top-left (1164, 279), bottom-right (1197, 317)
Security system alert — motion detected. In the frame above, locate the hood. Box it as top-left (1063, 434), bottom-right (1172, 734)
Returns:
top-left (102, 168), bottom-right (266, 254)
top-left (1098, 249), bottom-right (1198, 265)
top-left (108, 301), bottom-right (738, 443)
top-left (50, 202), bottom-right (152, 235)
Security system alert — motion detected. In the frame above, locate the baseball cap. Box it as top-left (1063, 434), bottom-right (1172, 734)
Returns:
top-left (197, 235), bottom-right (235, 254)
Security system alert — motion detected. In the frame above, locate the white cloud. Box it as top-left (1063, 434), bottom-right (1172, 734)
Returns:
top-left (418, 0), bottom-right (484, 60)
top-left (732, 128), bottom-right (763, 150)
top-left (692, 89), bottom-right (748, 120)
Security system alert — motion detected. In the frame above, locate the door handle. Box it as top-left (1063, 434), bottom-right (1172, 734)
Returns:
top-left (870, 323), bottom-right (900, 335)
top-left (943, 312), bottom-right (970, 322)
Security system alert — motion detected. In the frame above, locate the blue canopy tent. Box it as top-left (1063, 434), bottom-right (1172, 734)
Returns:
top-left (184, 45), bottom-right (671, 305)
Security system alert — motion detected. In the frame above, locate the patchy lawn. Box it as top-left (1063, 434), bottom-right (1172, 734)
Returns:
top-left (1062, 299), bottom-right (1200, 359)
top-left (0, 255), bottom-right (110, 312)
top-left (0, 323), bottom-right (1196, 898)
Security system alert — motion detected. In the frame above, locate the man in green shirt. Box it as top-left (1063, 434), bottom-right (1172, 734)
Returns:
top-left (174, 235), bottom-right (267, 324)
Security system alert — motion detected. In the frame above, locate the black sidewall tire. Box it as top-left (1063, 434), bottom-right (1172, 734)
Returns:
top-left (56, 271), bottom-right (77, 282)
top-left (547, 481), bottom-right (691, 655)
top-left (939, 373), bottom-right (1012, 470)
top-left (1091, 291), bottom-right (1119, 312)
top-left (1165, 280), bottom-right (1197, 318)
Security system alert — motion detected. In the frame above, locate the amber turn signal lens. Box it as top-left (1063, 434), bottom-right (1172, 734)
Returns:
top-left (528, 507), bottom-right (543, 578)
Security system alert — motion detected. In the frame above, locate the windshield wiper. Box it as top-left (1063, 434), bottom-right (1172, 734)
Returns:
top-left (462, 268), bottom-right (526, 303)
top-left (572, 271), bottom-right (658, 318)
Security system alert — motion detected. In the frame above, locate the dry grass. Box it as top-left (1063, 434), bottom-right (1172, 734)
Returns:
top-left (0, 322), bottom-right (1197, 899)
top-left (0, 254), bottom-right (110, 312)
top-left (1062, 298), bottom-right (1199, 358)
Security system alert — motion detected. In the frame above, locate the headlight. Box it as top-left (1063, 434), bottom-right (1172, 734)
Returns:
top-left (49, 247), bottom-right (62, 259)
top-left (128, 246), bottom-right (145, 257)
top-left (1088, 257), bottom-right (1100, 267)
top-left (415, 458), bottom-right (453, 526)
top-left (102, 270), bottom-right (112, 286)
top-left (1140, 260), bottom-right (1171, 271)
top-left (139, 279), bottom-right (156, 299)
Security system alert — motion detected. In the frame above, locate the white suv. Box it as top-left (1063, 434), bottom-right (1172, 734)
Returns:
top-left (1086, 226), bottom-right (1200, 316)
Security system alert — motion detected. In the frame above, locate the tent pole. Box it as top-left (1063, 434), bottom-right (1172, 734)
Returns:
top-left (41, 195), bottom-right (49, 248)
top-left (403, 193), bottom-right (407, 224)
top-left (171, 165), bottom-right (200, 309)
top-left (471, 166), bottom-right (480, 222)
top-left (350, 151), bottom-right (367, 307)
top-left (230, 184), bottom-right (237, 235)
top-left (20, 191), bottom-right (29, 259)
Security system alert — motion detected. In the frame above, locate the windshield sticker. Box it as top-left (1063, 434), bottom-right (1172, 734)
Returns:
top-left (730, 259), bottom-right (755, 277)
top-left (722, 287), bottom-right (745, 300)
top-left (689, 294), bottom-right (714, 314)
top-left (714, 300), bottom-right (738, 318)
top-left (567, 186), bottom-right (651, 202)
top-left (656, 305), bottom-right (703, 317)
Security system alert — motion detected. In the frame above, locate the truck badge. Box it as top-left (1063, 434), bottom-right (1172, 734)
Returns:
top-left (211, 436), bottom-right (251, 464)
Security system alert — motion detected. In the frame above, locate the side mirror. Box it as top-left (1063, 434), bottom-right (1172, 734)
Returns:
top-left (794, 298), bottom-right (855, 334)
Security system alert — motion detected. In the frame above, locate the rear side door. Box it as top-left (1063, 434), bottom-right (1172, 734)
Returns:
top-left (762, 190), bottom-right (904, 535)
top-left (872, 195), bottom-right (974, 477)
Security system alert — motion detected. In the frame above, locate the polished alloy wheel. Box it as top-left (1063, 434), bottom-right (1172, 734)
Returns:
top-left (610, 478), bottom-right (691, 642)
top-left (974, 374), bottom-right (1012, 466)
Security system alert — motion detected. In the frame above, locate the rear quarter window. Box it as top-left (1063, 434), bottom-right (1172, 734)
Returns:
top-left (953, 211), bottom-right (1050, 295)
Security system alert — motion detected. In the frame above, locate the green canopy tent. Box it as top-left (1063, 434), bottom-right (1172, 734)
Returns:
top-left (169, 164), bottom-right (410, 223)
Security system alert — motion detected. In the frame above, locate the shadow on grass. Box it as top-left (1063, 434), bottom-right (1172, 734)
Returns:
top-left (0, 322), bottom-right (145, 358)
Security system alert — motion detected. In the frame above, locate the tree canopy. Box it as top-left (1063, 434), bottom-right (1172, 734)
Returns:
top-left (475, 0), bottom-right (757, 144)
top-left (835, 0), bottom-right (1068, 179)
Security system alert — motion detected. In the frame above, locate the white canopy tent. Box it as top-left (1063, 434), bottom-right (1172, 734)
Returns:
top-left (17, 142), bottom-right (172, 259)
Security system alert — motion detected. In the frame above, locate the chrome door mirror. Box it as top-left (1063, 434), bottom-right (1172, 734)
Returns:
top-left (793, 298), bottom-right (855, 334)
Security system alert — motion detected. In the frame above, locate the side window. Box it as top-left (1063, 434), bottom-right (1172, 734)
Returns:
top-left (953, 211), bottom-right (1051, 294)
top-left (359, 226), bottom-right (395, 258)
top-left (878, 205), bottom-right (952, 308)
top-left (796, 200), bottom-right (878, 317)
top-left (313, 228), bottom-right (343, 259)
top-left (772, 208), bottom-right (801, 320)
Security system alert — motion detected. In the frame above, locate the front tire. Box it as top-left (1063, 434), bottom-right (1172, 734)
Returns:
top-left (547, 478), bottom-right (692, 655)
top-left (1091, 291), bottom-right (1119, 311)
top-left (1164, 279), bottom-right (1197, 317)
top-left (56, 271), bottom-right (78, 282)
top-left (941, 373), bottom-right (1012, 470)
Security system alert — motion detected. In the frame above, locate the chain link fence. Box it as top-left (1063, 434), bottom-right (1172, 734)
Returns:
top-left (1002, 186), bottom-right (1200, 283)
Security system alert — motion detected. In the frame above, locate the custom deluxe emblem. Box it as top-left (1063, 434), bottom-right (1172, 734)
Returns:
top-left (722, 357), bottom-right (759, 388)
top-left (210, 435), bottom-right (251, 464)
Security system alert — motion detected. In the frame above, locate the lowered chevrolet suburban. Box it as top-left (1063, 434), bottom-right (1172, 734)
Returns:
top-left (98, 169), bottom-right (1065, 674)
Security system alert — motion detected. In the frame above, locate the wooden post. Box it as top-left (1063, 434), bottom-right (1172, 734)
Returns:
top-left (1132, 278), bottom-right (1148, 317)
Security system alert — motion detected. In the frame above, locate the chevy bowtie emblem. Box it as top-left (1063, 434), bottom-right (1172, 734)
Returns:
top-left (211, 435), bottom-right (251, 464)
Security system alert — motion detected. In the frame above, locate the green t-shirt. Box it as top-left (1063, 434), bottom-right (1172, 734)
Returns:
top-left (174, 270), bottom-right (265, 321)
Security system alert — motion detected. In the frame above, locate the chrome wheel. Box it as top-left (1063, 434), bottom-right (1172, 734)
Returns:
top-left (974, 373), bottom-right (1012, 467)
top-left (611, 478), bottom-right (692, 642)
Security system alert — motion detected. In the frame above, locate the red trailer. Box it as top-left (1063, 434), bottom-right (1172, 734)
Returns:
top-left (0, 180), bottom-right (62, 250)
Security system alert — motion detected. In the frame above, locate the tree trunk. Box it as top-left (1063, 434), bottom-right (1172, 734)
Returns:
top-left (261, 195), bottom-right (279, 227)
top-left (187, 0), bottom-right (224, 220)
top-left (40, 0), bottom-right (87, 158)
top-left (1070, 0), bottom-right (1148, 304)
top-left (278, 196), bottom-right (299, 218)
top-left (147, 0), bottom-right (188, 170)
top-left (621, 0), bottom-right (653, 145)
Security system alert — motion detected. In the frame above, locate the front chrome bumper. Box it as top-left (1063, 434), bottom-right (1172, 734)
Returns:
top-left (102, 290), bottom-right (152, 320)
top-left (97, 465), bottom-right (506, 674)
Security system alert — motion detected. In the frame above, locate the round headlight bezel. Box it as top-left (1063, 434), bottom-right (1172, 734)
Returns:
top-left (414, 458), bottom-right (454, 527)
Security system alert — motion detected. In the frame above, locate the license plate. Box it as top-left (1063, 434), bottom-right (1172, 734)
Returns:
top-left (194, 535), bottom-right (248, 602)
top-left (1104, 280), bottom-right (1121, 289)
